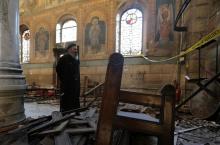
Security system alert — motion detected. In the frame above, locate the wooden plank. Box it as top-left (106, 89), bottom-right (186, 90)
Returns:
top-left (9, 134), bottom-right (28, 145)
top-left (55, 132), bottom-right (72, 145)
top-left (95, 53), bottom-right (124, 145)
top-left (40, 136), bottom-right (54, 145)
top-left (38, 120), bottom-right (69, 135)
top-left (82, 76), bottom-right (88, 107)
top-left (65, 128), bottom-right (95, 135)
top-left (0, 124), bottom-right (18, 133)
top-left (114, 116), bottom-right (162, 135)
top-left (119, 90), bottom-right (161, 106)
top-left (88, 120), bottom-right (97, 129)
top-left (9, 117), bottom-right (50, 134)
top-left (71, 135), bottom-right (82, 145)
top-left (65, 119), bottom-right (96, 135)
top-left (69, 119), bottom-right (89, 125)
top-left (77, 136), bottom-right (88, 145)
top-left (0, 133), bottom-right (28, 145)
top-left (52, 111), bottom-right (72, 145)
top-left (28, 107), bottom-right (88, 135)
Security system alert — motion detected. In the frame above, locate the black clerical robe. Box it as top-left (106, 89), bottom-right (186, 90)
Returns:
top-left (56, 53), bottom-right (80, 112)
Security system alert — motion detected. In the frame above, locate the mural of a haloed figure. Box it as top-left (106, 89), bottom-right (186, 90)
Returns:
top-left (35, 27), bottom-right (49, 55)
top-left (84, 16), bottom-right (106, 54)
top-left (155, 0), bottom-right (174, 53)
top-left (155, 0), bottom-right (174, 46)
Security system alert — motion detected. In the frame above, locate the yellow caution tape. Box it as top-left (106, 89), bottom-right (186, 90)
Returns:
top-left (142, 28), bottom-right (220, 63)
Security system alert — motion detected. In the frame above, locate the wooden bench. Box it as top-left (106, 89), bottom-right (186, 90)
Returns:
top-left (95, 53), bottom-right (176, 145)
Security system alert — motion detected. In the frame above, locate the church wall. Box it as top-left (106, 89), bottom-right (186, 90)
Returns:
top-left (20, 0), bottom-right (219, 95)
top-left (179, 0), bottom-right (220, 97)
top-left (20, 0), bottom-right (181, 93)
top-left (22, 63), bottom-right (54, 88)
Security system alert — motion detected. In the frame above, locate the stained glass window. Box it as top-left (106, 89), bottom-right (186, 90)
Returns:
top-left (116, 8), bottom-right (143, 56)
top-left (56, 20), bottom-right (77, 43)
top-left (20, 30), bottom-right (30, 63)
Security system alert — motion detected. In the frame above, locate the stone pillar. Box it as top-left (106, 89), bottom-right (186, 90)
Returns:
top-left (0, 0), bottom-right (26, 127)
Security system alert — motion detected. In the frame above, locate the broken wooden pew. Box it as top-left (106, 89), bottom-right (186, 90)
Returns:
top-left (95, 53), bottom-right (176, 145)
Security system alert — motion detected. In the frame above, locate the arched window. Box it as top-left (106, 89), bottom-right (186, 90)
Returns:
top-left (116, 8), bottom-right (143, 56)
top-left (20, 28), bottom-right (30, 63)
top-left (56, 20), bottom-right (77, 43)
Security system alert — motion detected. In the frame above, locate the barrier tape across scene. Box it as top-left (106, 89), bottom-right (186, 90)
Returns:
top-left (142, 28), bottom-right (220, 63)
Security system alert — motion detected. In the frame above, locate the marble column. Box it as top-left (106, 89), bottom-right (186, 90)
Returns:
top-left (0, 0), bottom-right (26, 127)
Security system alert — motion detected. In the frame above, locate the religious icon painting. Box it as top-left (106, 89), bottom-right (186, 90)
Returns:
top-left (35, 27), bottom-right (49, 55)
top-left (147, 0), bottom-right (175, 56)
top-left (84, 16), bottom-right (106, 54)
top-left (155, 1), bottom-right (174, 46)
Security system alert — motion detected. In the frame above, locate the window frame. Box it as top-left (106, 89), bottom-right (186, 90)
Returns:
top-left (20, 29), bottom-right (30, 63)
top-left (56, 18), bottom-right (77, 44)
top-left (116, 7), bottom-right (144, 56)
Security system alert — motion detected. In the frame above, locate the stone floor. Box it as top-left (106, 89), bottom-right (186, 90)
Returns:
top-left (24, 102), bottom-right (59, 118)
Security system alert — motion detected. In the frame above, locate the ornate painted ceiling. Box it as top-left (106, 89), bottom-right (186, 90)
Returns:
top-left (19, 0), bottom-right (82, 14)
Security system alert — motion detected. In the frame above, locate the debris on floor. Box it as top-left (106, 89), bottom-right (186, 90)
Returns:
top-left (0, 107), bottom-right (98, 145)
top-left (175, 118), bottom-right (220, 145)
top-left (1, 104), bottom-right (220, 145)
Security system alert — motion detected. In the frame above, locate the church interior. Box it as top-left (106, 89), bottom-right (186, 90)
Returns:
top-left (0, 0), bottom-right (220, 145)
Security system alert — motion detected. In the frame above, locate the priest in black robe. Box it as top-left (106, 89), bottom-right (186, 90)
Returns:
top-left (56, 43), bottom-right (80, 112)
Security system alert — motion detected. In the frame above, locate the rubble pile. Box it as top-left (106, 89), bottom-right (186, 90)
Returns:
top-left (175, 119), bottom-right (220, 145)
top-left (0, 108), bottom-right (98, 145)
top-left (1, 103), bottom-right (220, 145)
